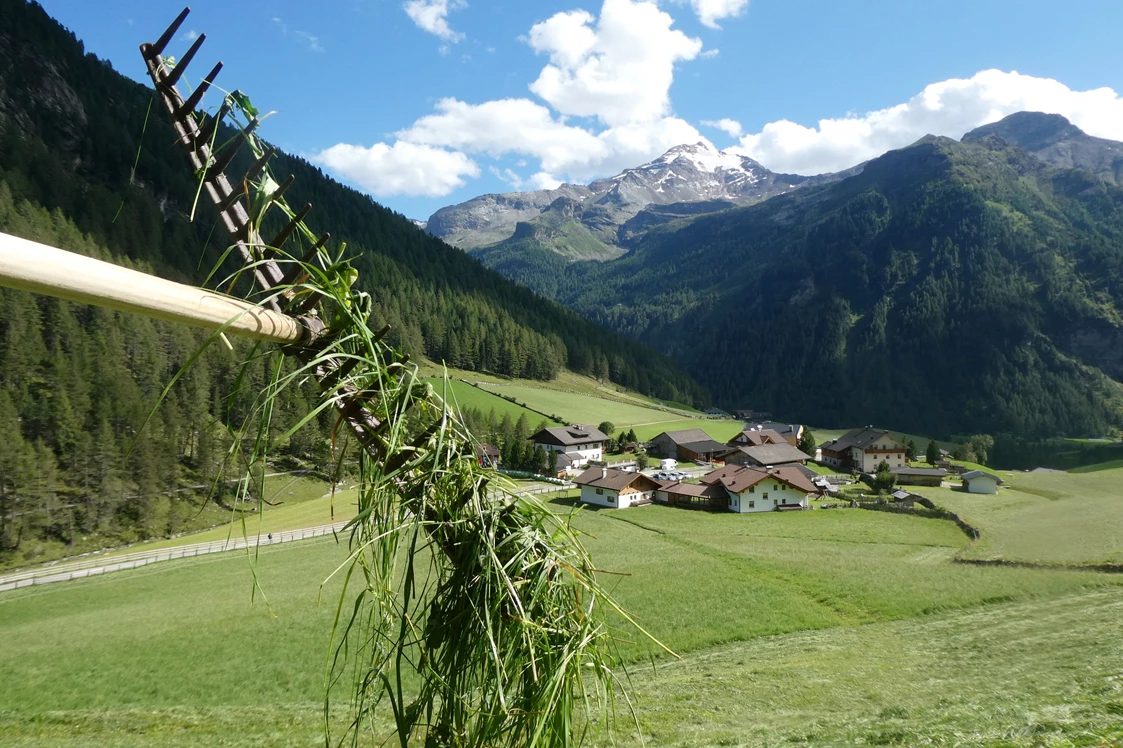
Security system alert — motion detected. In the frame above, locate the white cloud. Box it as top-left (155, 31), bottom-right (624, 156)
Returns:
top-left (489, 166), bottom-right (526, 190)
top-left (702, 118), bottom-right (743, 137)
top-left (527, 0), bottom-right (702, 126)
top-left (404, 0), bottom-right (466, 43)
top-left (182, 29), bottom-right (199, 41)
top-left (293, 31), bottom-right (323, 52)
top-left (315, 0), bottom-right (711, 197)
top-left (732, 69), bottom-right (1123, 175)
top-left (314, 141), bottom-right (479, 197)
top-left (690, 0), bottom-right (750, 29)
top-left (529, 172), bottom-right (563, 190)
top-left (396, 97), bottom-right (704, 180)
top-left (700, 48), bottom-right (719, 59)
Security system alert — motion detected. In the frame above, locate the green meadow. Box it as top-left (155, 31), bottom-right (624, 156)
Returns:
top-left (475, 382), bottom-right (743, 442)
top-left (916, 464), bottom-right (1123, 565)
top-left (3, 483), bottom-right (1122, 746)
top-left (426, 377), bottom-right (561, 427)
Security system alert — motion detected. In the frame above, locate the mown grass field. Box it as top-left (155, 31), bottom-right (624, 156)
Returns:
top-left (426, 377), bottom-right (560, 427)
top-left (3, 492), bottom-right (1121, 746)
top-left (475, 382), bottom-right (743, 442)
top-left (916, 464), bottom-right (1123, 564)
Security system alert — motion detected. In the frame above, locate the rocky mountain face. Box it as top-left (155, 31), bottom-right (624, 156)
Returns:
top-left (426, 143), bottom-right (848, 256)
top-left (963, 111), bottom-right (1123, 183)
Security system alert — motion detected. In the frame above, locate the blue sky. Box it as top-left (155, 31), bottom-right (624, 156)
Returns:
top-left (39, 0), bottom-right (1123, 221)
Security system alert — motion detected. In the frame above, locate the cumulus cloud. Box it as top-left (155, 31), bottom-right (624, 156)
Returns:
top-left (314, 0), bottom-right (710, 197)
top-left (732, 69), bottom-right (1123, 175)
top-left (690, 0), bottom-right (749, 29)
top-left (527, 0), bottom-right (702, 126)
top-left (404, 0), bottom-right (466, 43)
top-left (702, 118), bottom-right (743, 137)
top-left (398, 97), bottom-right (703, 180)
top-left (314, 141), bottom-right (479, 197)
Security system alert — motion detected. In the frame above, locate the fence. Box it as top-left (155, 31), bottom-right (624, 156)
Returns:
top-left (0, 481), bottom-right (575, 593)
top-left (0, 521), bottom-right (348, 593)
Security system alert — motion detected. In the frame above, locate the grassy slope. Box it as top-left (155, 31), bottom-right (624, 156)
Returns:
top-left (916, 465), bottom-right (1123, 564)
top-left (626, 587), bottom-right (1123, 747)
top-left (476, 383), bottom-right (742, 441)
top-left (4, 476), bottom-right (340, 571)
top-left (427, 378), bottom-right (560, 427)
top-left (3, 501), bottom-right (1120, 746)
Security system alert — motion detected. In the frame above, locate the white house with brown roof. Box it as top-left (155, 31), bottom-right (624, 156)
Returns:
top-left (700, 464), bottom-right (818, 513)
top-left (574, 467), bottom-right (661, 508)
top-left (529, 425), bottom-right (608, 471)
top-left (819, 428), bottom-right (907, 473)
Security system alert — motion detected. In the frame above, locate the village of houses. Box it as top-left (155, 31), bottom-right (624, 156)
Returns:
top-left (504, 420), bottom-right (1005, 514)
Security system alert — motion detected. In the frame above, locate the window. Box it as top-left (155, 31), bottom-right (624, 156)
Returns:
top-left (595, 488), bottom-right (603, 495)
top-left (773, 498), bottom-right (778, 505)
top-left (609, 494), bottom-right (616, 503)
top-left (748, 500), bottom-right (755, 508)
top-left (763, 492), bottom-right (769, 500)
top-left (749, 485), bottom-right (755, 493)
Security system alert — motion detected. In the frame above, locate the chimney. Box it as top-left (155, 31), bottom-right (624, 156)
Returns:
top-left (601, 467), bottom-right (607, 479)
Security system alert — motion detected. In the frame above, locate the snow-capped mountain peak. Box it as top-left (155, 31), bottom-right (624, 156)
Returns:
top-left (426, 141), bottom-right (824, 251)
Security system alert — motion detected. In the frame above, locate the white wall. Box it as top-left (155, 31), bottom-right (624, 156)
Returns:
top-left (857, 442), bottom-right (906, 473)
top-left (580, 485), bottom-right (652, 508)
top-left (728, 480), bottom-right (809, 513)
top-left (966, 476), bottom-right (999, 494)
top-left (543, 442), bottom-right (602, 468)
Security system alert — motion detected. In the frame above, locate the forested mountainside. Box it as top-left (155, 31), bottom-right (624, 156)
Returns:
top-left (508, 124), bottom-right (1123, 438)
top-left (0, 0), bottom-right (705, 562)
top-left (0, 0), bottom-right (703, 403)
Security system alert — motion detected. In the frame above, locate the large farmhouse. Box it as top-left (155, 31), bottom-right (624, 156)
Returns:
top-left (699, 464), bottom-right (818, 513)
top-left (819, 428), bottom-right (907, 472)
top-left (528, 424), bottom-right (608, 471)
top-left (574, 467), bottom-right (661, 508)
top-left (649, 428), bottom-right (728, 462)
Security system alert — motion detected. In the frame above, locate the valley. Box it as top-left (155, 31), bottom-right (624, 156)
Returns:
top-left (2, 1), bottom-right (1123, 747)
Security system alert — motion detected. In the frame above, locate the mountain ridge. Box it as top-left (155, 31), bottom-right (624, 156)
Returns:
top-left (427, 141), bottom-right (855, 256)
top-left (478, 115), bottom-right (1123, 437)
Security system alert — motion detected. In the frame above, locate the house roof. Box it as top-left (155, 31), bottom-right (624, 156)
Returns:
top-left (529, 425), bottom-right (609, 447)
top-left (743, 422), bottom-right (801, 437)
top-left (701, 464), bottom-right (818, 495)
top-left (725, 443), bottom-right (811, 466)
top-left (474, 443), bottom-right (500, 458)
top-left (678, 438), bottom-right (729, 455)
top-left (727, 428), bottom-right (787, 447)
top-left (574, 466), bottom-right (660, 491)
top-left (659, 480), bottom-right (726, 498)
top-left (961, 470), bottom-right (1003, 484)
top-left (824, 427), bottom-right (906, 452)
top-left (890, 466), bottom-right (948, 477)
top-left (653, 428), bottom-right (712, 445)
